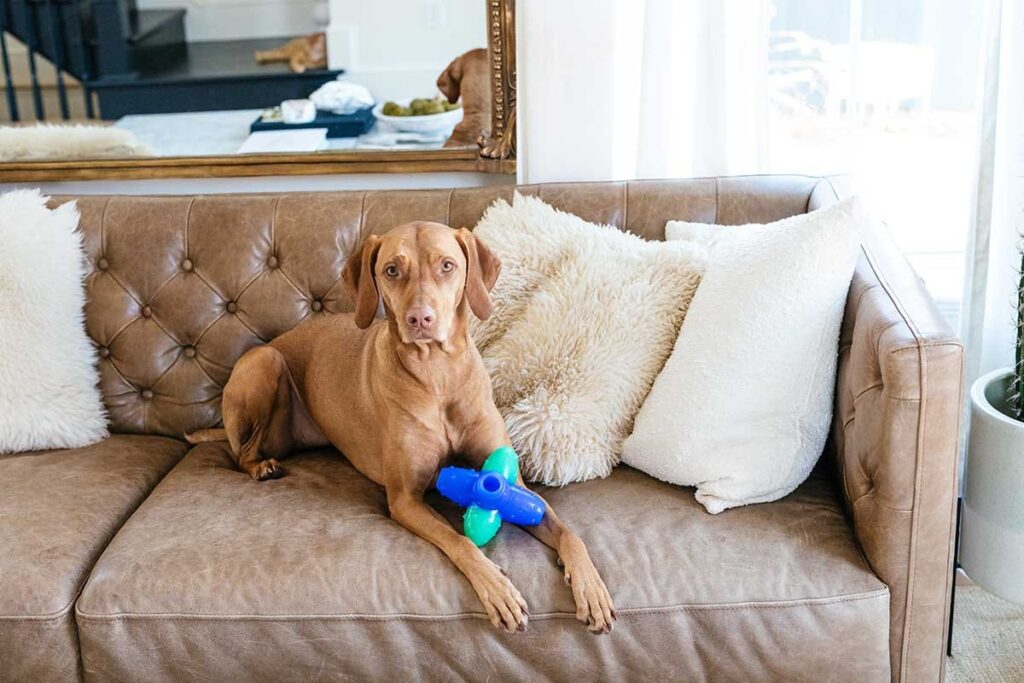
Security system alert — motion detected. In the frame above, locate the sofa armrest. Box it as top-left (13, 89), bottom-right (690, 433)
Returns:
top-left (826, 184), bottom-right (963, 681)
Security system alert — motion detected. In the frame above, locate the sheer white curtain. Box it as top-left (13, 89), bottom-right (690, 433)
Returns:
top-left (961, 0), bottom-right (1024, 382)
top-left (517, 0), bottom-right (771, 184)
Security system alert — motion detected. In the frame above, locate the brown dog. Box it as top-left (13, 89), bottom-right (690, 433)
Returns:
top-left (188, 223), bottom-right (615, 634)
top-left (437, 48), bottom-right (491, 148)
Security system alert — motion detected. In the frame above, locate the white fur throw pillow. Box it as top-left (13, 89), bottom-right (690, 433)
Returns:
top-left (0, 190), bottom-right (108, 453)
top-left (0, 125), bottom-right (151, 161)
top-left (470, 193), bottom-right (706, 485)
top-left (621, 198), bottom-right (864, 513)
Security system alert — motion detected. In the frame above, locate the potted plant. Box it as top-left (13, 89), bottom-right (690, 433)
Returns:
top-left (960, 249), bottom-right (1024, 605)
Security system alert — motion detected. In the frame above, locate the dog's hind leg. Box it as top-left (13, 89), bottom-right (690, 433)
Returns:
top-left (221, 345), bottom-right (296, 481)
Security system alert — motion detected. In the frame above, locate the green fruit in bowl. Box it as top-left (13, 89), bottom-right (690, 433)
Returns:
top-left (383, 96), bottom-right (462, 117)
top-left (381, 101), bottom-right (412, 116)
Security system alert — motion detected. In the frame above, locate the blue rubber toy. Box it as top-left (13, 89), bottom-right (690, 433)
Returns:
top-left (436, 446), bottom-right (546, 546)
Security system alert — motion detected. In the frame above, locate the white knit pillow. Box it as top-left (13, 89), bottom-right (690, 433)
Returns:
top-left (470, 193), bottom-right (706, 485)
top-left (621, 198), bottom-right (864, 513)
top-left (0, 190), bottom-right (108, 453)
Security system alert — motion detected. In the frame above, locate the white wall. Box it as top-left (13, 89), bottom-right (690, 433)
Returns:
top-left (326, 0), bottom-right (486, 101)
top-left (137, 0), bottom-right (321, 42)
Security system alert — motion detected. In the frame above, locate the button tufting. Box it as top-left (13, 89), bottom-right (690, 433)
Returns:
top-left (141, 306), bottom-right (152, 318)
top-left (141, 389), bottom-right (154, 400)
top-left (97, 258), bottom-right (109, 270)
top-left (267, 255), bottom-right (279, 268)
top-left (226, 301), bottom-right (238, 313)
top-left (182, 259), bottom-right (194, 272)
top-left (311, 299), bottom-right (323, 312)
top-left (183, 345), bottom-right (197, 358)
top-left (98, 346), bottom-right (110, 359)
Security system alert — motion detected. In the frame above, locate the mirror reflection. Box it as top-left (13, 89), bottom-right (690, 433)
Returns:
top-left (0, 0), bottom-right (488, 160)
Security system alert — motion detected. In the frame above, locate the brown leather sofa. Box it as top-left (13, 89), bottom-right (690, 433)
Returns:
top-left (0, 176), bottom-right (962, 682)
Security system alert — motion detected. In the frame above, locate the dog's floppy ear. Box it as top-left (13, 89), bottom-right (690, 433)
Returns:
top-left (455, 228), bottom-right (501, 320)
top-left (437, 55), bottom-right (463, 104)
top-left (342, 234), bottom-right (382, 329)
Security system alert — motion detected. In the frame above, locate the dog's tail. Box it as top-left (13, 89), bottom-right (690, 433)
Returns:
top-left (185, 428), bottom-right (228, 445)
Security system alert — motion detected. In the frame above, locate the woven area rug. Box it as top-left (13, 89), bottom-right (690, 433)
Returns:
top-left (947, 583), bottom-right (1024, 681)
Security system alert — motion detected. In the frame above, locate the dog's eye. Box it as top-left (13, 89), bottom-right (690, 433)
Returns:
top-left (441, 260), bottom-right (455, 273)
top-left (384, 264), bottom-right (400, 278)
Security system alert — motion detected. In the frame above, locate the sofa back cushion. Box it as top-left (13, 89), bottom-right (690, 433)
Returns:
top-left (62, 176), bottom-right (822, 437)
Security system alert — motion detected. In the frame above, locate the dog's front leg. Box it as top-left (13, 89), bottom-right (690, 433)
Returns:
top-left (386, 489), bottom-right (529, 632)
top-left (459, 415), bottom-right (617, 634)
top-left (517, 483), bottom-right (617, 634)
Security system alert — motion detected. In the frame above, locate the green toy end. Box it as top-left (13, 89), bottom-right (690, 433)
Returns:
top-left (464, 504), bottom-right (501, 546)
top-left (482, 445), bottom-right (519, 483)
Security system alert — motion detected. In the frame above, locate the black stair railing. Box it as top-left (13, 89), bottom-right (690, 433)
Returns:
top-left (43, 0), bottom-right (69, 118)
top-left (0, 24), bottom-right (19, 119)
top-left (0, 0), bottom-right (94, 122)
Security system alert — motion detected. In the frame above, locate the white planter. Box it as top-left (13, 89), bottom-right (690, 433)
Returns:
top-left (960, 368), bottom-right (1024, 605)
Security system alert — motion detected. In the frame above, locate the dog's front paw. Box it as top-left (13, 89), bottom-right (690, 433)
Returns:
top-left (248, 458), bottom-right (285, 481)
top-left (560, 536), bottom-right (616, 634)
top-left (470, 559), bottom-right (529, 633)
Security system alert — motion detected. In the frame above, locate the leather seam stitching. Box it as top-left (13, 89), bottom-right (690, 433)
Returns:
top-left (99, 196), bottom-right (110, 258)
top-left (839, 413), bottom-right (872, 489)
top-left (0, 603), bottom-right (75, 623)
top-left (99, 310), bottom-right (140, 348)
top-left (713, 178), bottom-right (720, 223)
top-left (193, 313), bottom-right (228, 350)
top-left (903, 321), bottom-right (927, 680)
top-left (358, 192), bottom-right (367, 241)
top-left (274, 267), bottom-right (309, 303)
top-left (102, 269), bottom-right (142, 310)
top-left (852, 382), bottom-right (884, 401)
top-left (104, 354), bottom-right (139, 394)
top-left (850, 490), bottom-right (914, 514)
top-left (887, 341), bottom-right (963, 354)
top-left (188, 268), bottom-right (227, 303)
top-left (73, 589), bottom-right (890, 623)
top-left (873, 318), bottom-right (903, 361)
top-left (228, 310), bottom-right (269, 344)
top-left (187, 356), bottom-right (221, 393)
top-left (622, 182), bottom-right (628, 230)
top-left (853, 279), bottom-right (877, 311)
top-left (184, 196), bottom-right (195, 261)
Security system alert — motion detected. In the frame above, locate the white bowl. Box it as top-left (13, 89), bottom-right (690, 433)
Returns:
top-left (373, 98), bottom-right (464, 134)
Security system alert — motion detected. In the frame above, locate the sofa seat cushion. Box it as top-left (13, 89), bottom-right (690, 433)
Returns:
top-left (77, 443), bottom-right (891, 682)
top-left (0, 435), bottom-right (187, 682)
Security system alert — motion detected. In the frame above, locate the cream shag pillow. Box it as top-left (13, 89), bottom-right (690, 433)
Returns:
top-left (470, 193), bottom-right (706, 485)
top-left (0, 190), bottom-right (108, 453)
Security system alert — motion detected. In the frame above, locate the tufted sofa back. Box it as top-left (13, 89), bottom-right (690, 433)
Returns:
top-left (61, 175), bottom-right (827, 437)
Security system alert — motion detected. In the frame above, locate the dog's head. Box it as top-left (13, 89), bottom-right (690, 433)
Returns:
top-left (437, 48), bottom-right (486, 104)
top-left (342, 222), bottom-right (501, 344)
top-left (436, 54), bottom-right (465, 104)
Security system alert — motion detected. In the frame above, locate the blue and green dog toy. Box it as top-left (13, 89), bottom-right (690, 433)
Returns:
top-left (436, 446), bottom-right (545, 546)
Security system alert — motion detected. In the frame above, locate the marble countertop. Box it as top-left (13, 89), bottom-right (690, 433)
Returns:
top-left (115, 109), bottom-right (450, 157)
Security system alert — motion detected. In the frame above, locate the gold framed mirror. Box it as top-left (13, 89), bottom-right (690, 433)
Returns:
top-left (0, 0), bottom-right (515, 181)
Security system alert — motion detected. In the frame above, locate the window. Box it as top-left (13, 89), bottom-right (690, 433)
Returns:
top-left (767, 0), bottom-right (984, 327)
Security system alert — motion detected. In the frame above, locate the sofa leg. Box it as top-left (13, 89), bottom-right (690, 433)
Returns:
top-left (946, 496), bottom-right (963, 657)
